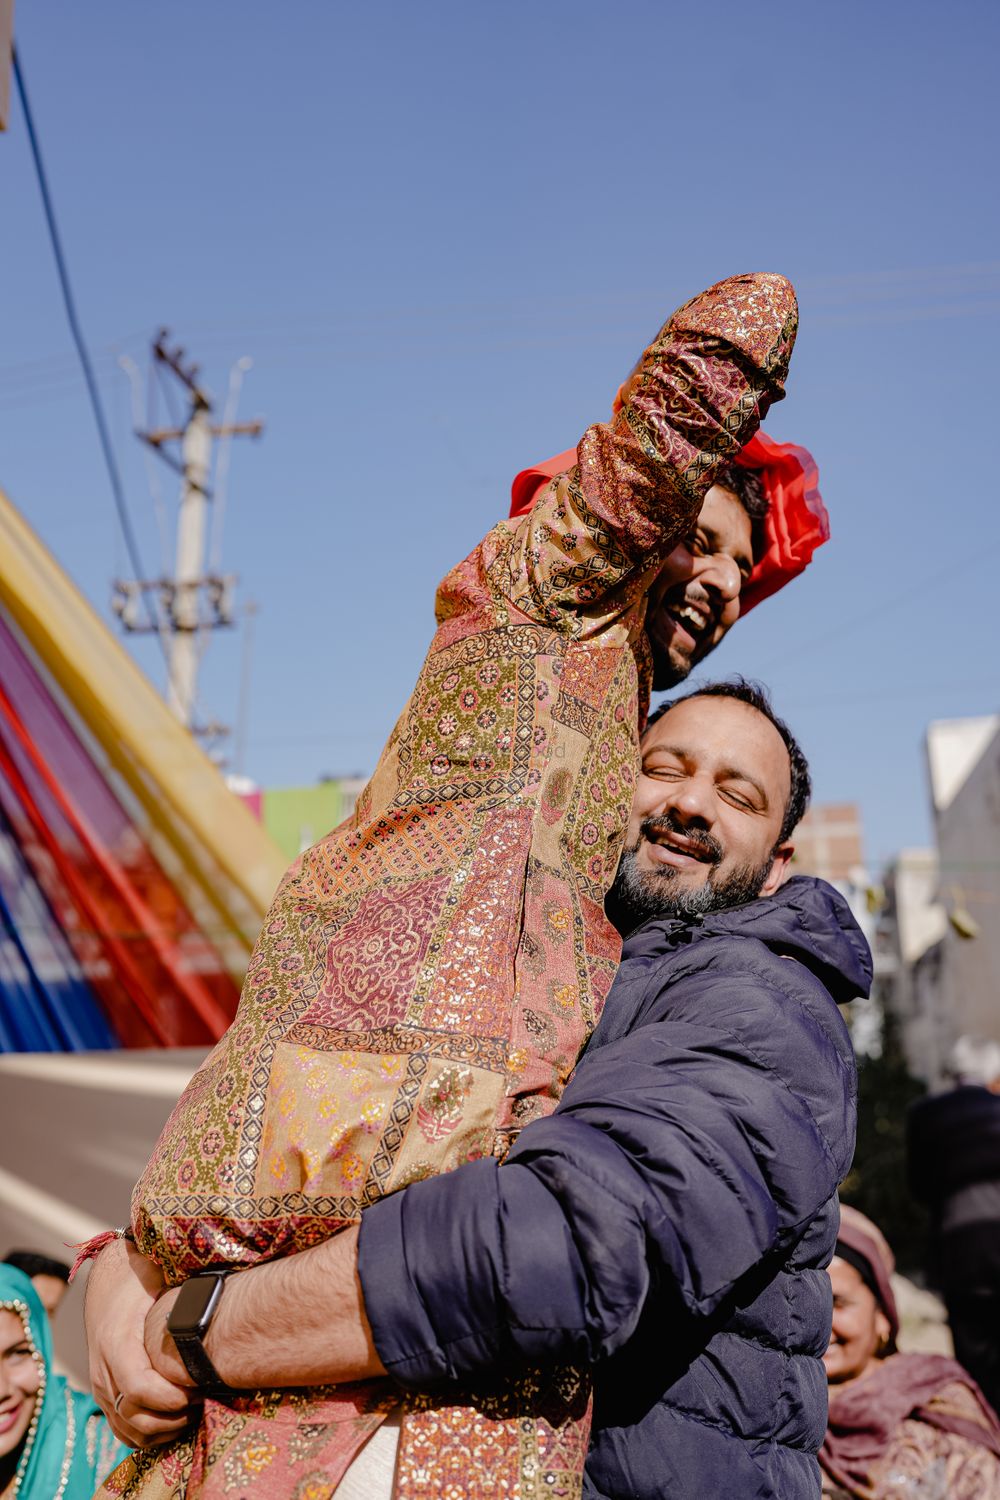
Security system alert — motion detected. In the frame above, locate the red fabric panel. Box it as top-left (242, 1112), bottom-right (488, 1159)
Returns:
top-left (0, 613), bottom-right (239, 1047)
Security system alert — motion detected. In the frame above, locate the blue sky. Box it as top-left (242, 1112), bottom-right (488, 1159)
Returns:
top-left (3, 0), bottom-right (998, 871)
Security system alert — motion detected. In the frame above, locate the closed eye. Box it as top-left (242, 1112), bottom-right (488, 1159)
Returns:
top-left (719, 777), bottom-right (767, 812)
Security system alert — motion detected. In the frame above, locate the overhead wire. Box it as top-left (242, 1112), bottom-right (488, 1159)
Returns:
top-left (11, 45), bottom-right (168, 655)
top-left (753, 539), bottom-right (1000, 675)
top-left (3, 257), bottom-right (1000, 412)
top-left (119, 354), bottom-right (172, 573)
top-left (209, 356), bottom-right (252, 571)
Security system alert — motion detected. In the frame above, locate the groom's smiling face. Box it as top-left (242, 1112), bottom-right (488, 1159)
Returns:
top-left (645, 486), bottom-right (755, 690)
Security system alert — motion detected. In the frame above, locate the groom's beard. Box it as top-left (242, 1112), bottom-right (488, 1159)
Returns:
top-left (605, 814), bottom-right (775, 935)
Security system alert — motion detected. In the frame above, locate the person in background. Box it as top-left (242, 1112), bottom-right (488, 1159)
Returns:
top-left (0, 1265), bottom-right (125, 1499)
top-left (820, 1204), bottom-right (1000, 1499)
top-left (2, 1253), bottom-right (71, 1323)
top-left (907, 1034), bottom-right (1000, 1416)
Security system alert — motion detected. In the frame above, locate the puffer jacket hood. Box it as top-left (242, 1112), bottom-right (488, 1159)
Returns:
top-left (621, 874), bottom-right (872, 1007)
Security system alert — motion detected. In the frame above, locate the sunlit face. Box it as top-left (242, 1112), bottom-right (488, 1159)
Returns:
top-left (645, 487), bottom-right (755, 690)
top-left (823, 1256), bottom-right (891, 1385)
top-left (0, 1308), bottom-right (40, 1462)
top-left (627, 695), bottom-right (791, 888)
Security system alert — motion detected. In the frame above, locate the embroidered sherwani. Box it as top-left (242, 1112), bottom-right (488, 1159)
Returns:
top-left (105, 273), bottom-right (798, 1500)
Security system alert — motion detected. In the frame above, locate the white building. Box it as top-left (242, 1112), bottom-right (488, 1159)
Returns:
top-left (927, 715), bottom-right (1000, 1054)
top-left (875, 848), bottom-right (947, 1081)
top-left (878, 715), bottom-right (1000, 1085)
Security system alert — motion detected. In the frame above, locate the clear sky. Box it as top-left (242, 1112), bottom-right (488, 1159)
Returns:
top-left (4, 0), bottom-right (998, 873)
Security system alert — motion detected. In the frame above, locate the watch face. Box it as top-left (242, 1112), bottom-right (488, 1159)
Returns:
top-left (168, 1274), bottom-right (224, 1338)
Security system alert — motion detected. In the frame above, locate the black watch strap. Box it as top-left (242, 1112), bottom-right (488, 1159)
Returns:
top-left (167, 1271), bottom-right (236, 1397)
top-left (170, 1332), bottom-right (234, 1396)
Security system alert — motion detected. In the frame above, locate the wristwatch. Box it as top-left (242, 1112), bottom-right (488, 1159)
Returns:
top-left (166, 1271), bottom-right (235, 1395)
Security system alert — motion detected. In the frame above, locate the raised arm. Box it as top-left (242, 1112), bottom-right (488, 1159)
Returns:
top-left (484, 272), bottom-right (798, 633)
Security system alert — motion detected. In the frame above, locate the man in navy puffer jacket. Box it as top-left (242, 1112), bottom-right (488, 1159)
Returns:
top-left (140, 681), bottom-right (867, 1499)
top-left (358, 682), bottom-right (866, 1498)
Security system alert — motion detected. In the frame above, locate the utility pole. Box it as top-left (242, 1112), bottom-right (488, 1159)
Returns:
top-left (112, 331), bottom-right (263, 739)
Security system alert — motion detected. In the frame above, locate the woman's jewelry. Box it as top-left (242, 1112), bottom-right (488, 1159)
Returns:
top-left (7, 1297), bottom-right (45, 1499)
top-left (53, 1387), bottom-right (75, 1500)
top-left (3, 1297), bottom-right (77, 1500)
top-left (113, 1390), bottom-right (126, 1415)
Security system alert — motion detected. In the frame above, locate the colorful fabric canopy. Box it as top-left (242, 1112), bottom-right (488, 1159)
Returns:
top-left (0, 487), bottom-right (287, 1050)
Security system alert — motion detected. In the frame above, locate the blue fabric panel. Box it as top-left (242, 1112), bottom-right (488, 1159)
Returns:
top-left (0, 811), bottom-right (119, 1052)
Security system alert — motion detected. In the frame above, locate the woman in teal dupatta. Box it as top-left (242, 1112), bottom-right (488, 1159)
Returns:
top-left (0, 1265), bottom-right (126, 1499)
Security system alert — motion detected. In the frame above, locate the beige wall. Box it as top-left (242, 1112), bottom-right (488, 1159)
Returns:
top-left (0, 1049), bottom-right (207, 1386)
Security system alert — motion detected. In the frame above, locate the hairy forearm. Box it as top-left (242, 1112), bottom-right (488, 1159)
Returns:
top-left (202, 1225), bottom-right (386, 1389)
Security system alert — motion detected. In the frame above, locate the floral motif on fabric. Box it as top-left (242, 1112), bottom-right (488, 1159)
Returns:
top-left (494, 860), bottom-right (603, 1135)
top-left (397, 1366), bottom-right (591, 1500)
top-left (395, 639), bottom-right (530, 800)
top-left (121, 274), bottom-right (798, 1500)
top-left (561, 678), bottom-right (637, 903)
top-left (539, 765), bottom-right (572, 827)
top-left (94, 1389), bottom-right (397, 1499)
top-left (416, 805), bottom-right (532, 1035)
top-left (253, 1043), bottom-right (502, 1206)
top-left (309, 878), bottom-right (449, 1029)
top-left (417, 1066), bottom-right (475, 1141)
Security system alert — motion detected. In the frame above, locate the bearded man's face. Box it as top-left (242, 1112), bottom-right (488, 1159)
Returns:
top-left (606, 694), bottom-right (794, 933)
top-left (607, 812), bottom-right (777, 928)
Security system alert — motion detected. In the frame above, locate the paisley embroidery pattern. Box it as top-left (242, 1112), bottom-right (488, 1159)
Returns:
top-left (100, 273), bottom-right (797, 1500)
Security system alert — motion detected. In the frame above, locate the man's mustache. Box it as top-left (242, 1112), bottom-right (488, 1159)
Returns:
top-left (639, 813), bottom-right (724, 866)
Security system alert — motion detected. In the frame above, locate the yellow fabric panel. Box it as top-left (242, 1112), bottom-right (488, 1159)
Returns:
top-left (0, 487), bottom-right (287, 970)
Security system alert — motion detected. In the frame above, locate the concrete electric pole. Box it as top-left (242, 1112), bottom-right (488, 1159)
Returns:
top-left (167, 385), bottom-right (213, 723)
top-left (112, 331), bottom-right (263, 740)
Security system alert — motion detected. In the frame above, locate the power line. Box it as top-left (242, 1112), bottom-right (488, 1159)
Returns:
top-left (754, 539), bottom-right (1000, 675)
top-left (11, 45), bottom-right (163, 645)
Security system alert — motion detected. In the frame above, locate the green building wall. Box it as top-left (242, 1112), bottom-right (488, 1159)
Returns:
top-left (262, 781), bottom-right (343, 862)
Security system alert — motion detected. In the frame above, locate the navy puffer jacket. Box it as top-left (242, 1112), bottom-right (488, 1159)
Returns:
top-left (359, 877), bottom-right (868, 1498)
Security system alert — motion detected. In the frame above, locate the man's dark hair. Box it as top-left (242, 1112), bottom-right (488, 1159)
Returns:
top-left (646, 678), bottom-right (811, 846)
top-left (716, 464), bottom-right (768, 562)
top-left (3, 1250), bottom-right (71, 1283)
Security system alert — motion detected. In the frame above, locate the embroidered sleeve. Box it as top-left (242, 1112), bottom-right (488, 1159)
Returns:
top-left (487, 273), bottom-right (797, 636)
